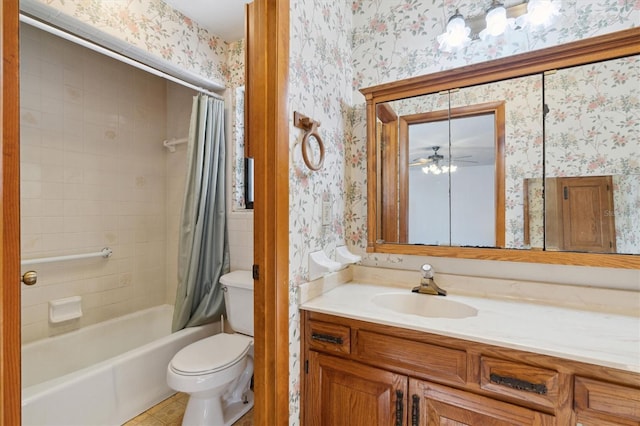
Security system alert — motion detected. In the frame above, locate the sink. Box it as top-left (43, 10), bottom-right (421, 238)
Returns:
top-left (372, 293), bottom-right (478, 319)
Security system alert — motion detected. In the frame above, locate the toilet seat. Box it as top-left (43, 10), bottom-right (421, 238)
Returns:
top-left (170, 333), bottom-right (253, 376)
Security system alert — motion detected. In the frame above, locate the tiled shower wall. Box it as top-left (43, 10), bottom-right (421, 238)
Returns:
top-left (20, 23), bottom-right (169, 342)
top-left (20, 23), bottom-right (249, 344)
top-left (20, 24), bottom-right (205, 343)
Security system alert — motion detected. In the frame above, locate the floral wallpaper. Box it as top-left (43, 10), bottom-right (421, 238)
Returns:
top-left (614, 175), bottom-right (640, 253)
top-left (226, 39), bottom-right (247, 211)
top-left (232, 86), bottom-right (247, 210)
top-left (23, 0), bottom-right (235, 88)
top-left (288, 0), bottom-right (353, 423)
top-left (544, 55), bottom-right (640, 253)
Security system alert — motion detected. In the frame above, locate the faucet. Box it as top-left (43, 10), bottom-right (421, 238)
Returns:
top-left (412, 264), bottom-right (447, 296)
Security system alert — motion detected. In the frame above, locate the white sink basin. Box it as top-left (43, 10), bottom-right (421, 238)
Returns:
top-left (372, 293), bottom-right (478, 319)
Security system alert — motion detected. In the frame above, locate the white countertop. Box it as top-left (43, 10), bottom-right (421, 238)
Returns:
top-left (300, 281), bottom-right (640, 373)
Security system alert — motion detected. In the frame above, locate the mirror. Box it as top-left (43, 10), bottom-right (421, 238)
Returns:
top-left (361, 29), bottom-right (640, 268)
top-left (543, 56), bottom-right (639, 255)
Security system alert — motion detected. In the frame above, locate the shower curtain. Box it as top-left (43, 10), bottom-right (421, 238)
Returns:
top-left (172, 94), bottom-right (229, 332)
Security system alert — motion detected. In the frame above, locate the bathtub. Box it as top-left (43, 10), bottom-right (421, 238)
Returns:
top-left (22, 304), bottom-right (219, 426)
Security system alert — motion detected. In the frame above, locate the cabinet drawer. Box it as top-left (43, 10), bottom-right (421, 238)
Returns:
top-left (575, 376), bottom-right (640, 423)
top-left (306, 320), bottom-right (350, 355)
top-left (480, 356), bottom-right (561, 411)
top-left (354, 330), bottom-right (467, 385)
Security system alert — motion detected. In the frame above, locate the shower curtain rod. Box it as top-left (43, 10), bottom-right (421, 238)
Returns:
top-left (19, 14), bottom-right (224, 100)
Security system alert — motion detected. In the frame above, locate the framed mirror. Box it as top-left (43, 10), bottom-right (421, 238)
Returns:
top-left (361, 28), bottom-right (640, 268)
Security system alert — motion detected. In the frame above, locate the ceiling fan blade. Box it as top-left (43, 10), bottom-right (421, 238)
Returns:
top-left (409, 158), bottom-right (429, 166)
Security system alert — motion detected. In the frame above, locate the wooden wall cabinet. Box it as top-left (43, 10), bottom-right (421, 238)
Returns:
top-left (301, 310), bottom-right (640, 426)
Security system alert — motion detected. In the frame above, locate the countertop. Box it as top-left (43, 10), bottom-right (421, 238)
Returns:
top-left (300, 281), bottom-right (640, 373)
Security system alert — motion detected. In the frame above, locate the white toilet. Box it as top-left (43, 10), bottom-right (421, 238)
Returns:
top-left (167, 270), bottom-right (254, 426)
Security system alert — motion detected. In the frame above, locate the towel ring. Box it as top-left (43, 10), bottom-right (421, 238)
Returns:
top-left (301, 122), bottom-right (325, 171)
top-left (294, 111), bottom-right (325, 171)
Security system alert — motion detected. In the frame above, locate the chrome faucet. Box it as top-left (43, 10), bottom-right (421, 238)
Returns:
top-left (412, 263), bottom-right (447, 296)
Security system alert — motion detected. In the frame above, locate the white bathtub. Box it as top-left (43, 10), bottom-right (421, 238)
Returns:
top-left (21, 304), bottom-right (219, 426)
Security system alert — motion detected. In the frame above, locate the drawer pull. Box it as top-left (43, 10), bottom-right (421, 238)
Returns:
top-left (411, 394), bottom-right (420, 426)
top-left (395, 390), bottom-right (403, 426)
top-left (311, 332), bottom-right (343, 345)
top-left (490, 373), bottom-right (548, 395)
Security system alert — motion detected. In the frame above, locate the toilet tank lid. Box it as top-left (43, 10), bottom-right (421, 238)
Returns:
top-left (220, 270), bottom-right (253, 289)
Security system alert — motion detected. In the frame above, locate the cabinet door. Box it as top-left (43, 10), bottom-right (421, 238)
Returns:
top-left (409, 379), bottom-right (555, 426)
top-left (574, 377), bottom-right (640, 426)
top-left (306, 351), bottom-right (408, 426)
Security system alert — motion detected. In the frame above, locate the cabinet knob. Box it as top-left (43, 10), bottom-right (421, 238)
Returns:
top-left (21, 270), bottom-right (38, 286)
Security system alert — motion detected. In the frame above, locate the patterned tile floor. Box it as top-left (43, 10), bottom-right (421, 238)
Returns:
top-left (123, 393), bottom-right (253, 426)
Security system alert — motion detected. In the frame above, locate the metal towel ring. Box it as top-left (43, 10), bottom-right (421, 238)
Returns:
top-left (294, 111), bottom-right (325, 171)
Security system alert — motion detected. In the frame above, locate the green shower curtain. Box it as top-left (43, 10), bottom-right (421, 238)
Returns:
top-left (172, 94), bottom-right (229, 332)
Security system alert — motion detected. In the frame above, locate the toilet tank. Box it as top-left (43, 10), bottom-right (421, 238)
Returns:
top-left (220, 270), bottom-right (254, 336)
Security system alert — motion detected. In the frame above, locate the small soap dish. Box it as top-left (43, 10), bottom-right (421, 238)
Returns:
top-left (308, 246), bottom-right (361, 281)
top-left (309, 251), bottom-right (342, 281)
top-left (49, 296), bottom-right (82, 323)
top-left (336, 245), bottom-right (361, 265)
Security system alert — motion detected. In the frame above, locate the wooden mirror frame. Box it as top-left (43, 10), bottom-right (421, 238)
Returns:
top-left (360, 28), bottom-right (640, 269)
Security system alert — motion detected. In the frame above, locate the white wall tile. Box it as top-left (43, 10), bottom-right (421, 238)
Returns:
top-left (19, 26), bottom-right (171, 343)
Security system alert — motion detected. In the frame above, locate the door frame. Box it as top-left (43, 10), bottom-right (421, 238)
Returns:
top-left (248, 0), bottom-right (290, 424)
top-left (0, 0), bottom-right (22, 424)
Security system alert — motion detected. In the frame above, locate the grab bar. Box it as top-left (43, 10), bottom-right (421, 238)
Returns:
top-left (163, 137), bottom-right (188, 153)
top-left (21, 247), bottom-right (113, 266)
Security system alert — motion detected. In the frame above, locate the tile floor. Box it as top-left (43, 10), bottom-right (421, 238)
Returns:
top-left (123, 393), bottom-right (254, 426)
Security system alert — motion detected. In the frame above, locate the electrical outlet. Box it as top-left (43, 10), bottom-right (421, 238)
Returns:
top-left (322, 192), bottom-right (331, 226)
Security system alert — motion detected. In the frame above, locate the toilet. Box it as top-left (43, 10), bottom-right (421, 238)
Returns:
top-left (167, 270), bottom-right (254, 426)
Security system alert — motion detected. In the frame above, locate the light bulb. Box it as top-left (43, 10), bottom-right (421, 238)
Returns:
top-left (526, 0), bottom-right (561, 27)
top-left (437, 11), bottom-right (471, 52)
top-left (484, 4), bottom-right (509, 36)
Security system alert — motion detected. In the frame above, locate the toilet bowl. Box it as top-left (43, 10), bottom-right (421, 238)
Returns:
top-left (167, 270), bottom-right (254, 426)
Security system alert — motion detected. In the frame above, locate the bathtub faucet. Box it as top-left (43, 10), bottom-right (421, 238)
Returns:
top-left (412, 263), bottom-right (447, 296)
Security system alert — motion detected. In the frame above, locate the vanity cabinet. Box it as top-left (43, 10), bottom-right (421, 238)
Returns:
top-left (301, 310), bottom-right (640, 426)
top-left (306, 351), bottom-right (407, 426)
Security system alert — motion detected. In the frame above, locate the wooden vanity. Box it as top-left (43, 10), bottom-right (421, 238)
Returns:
top-left (300, 309), bottom-right (640, 425)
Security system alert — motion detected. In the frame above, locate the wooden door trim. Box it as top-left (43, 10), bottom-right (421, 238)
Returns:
top-left (398, 101), bottom-right (506, 247)
top-left (0, 0), bottom-right (22, 424)
top-left (248, 0), bottom-right (290, 424)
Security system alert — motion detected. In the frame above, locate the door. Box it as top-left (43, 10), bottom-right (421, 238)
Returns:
top-left (409, 379), bottom-right (554, 426)
top-left (0, 1), bottom-right (22, 425)
top-left (306, 351), bottom-right (408, 426)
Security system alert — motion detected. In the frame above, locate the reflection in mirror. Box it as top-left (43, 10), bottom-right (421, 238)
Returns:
top-left (233, 86), bottom-right (253, 210)
top-left (376, 75), bottom-right (543, 250)
top-left (406, 111), bottom-right (499, 247)
top-left (451, 77), bottom-right (543, 249)
top-left (544, 55), bottom-right (639, 254)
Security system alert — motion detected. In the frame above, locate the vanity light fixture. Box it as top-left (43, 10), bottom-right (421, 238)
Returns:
top-left (438, 0), bottom-right (561, 51)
